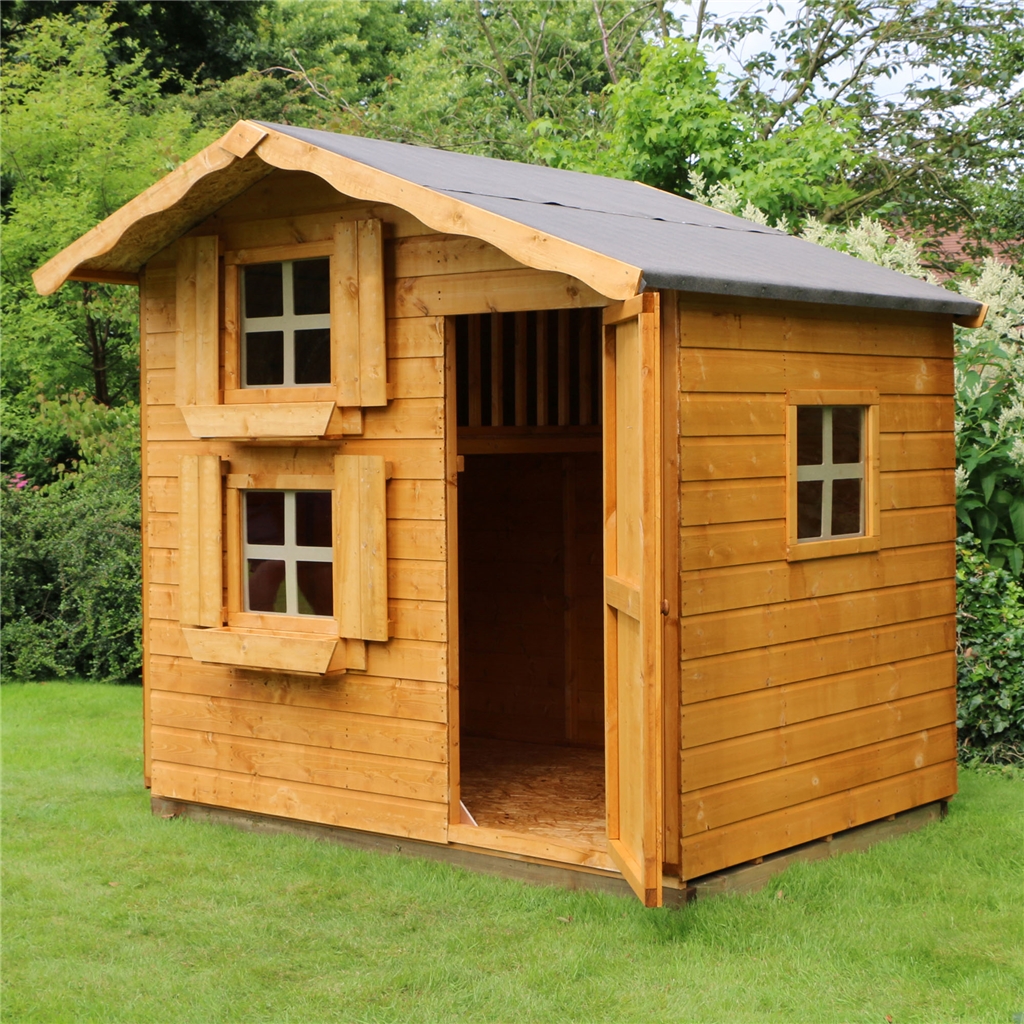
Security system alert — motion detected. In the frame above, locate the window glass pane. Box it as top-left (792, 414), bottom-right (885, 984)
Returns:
top-left (246, 492), bottom-right (285, 545)
top-left (297, 561), bottom-right (333, 616)
top-left (796, 407), bottom-right (823, 465)
top-left (833, 407), bottom-right (862, 464)
top-left (245, 331), bottom-right (284, 385)
top-left (295, 491), bottom-right (332, 547)
top-left (797, 480), bottom-right (823, 539)
top-left (293, 258), bottom-right (330, 315)
top-left (294, 328), bottom-right (331, 384)
top-left (244, 263), bottom-right (283, 318)
top-left (832, 478), bottom-right (862, 535)
top-left (248, 559), bottom-right (286, 612)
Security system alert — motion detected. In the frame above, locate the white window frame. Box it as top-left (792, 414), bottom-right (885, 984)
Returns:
top-left (241, 260), bottom-right (331, 388)
top-left (243, 489), bottom-right (333, 617)
top-left (796, 406), bottom-right (865, 542)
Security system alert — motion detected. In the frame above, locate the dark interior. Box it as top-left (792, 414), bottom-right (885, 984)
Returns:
top-left (454, 310), bottom-right (606, 847)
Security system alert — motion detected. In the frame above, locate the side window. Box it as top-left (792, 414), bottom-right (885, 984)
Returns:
top-left (786, 391), bottom-right (880, 560)
top-left (241, 259), bottom-right (331, 387)
top-left (796, 406), bottom-right (865, 541)
top-left (244, 490), bottom-right (333, 615)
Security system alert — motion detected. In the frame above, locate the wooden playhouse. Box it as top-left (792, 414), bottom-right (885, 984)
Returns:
top-left (35, 120), bottom-right (986, 907)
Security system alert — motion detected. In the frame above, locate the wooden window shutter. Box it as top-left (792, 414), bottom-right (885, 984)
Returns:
top-left (332, 219), bottom-right (387, 408)
top-left (175, 236), bottom-right (220, 409)
top-left (178, 454), bottom-right (223, 628)
top-left (334, 454), bottom-right (388, 641)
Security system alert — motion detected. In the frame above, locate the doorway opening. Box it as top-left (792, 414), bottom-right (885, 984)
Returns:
top-left (452, 309), bottom-right (607, 865)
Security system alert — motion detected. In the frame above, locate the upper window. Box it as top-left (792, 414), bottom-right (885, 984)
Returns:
top-left (244, 489), bottom-right (333, 616)
top-left (242, 259), bottom-right (331, 387)
top-left (796, 405), bottom-right (865, 541)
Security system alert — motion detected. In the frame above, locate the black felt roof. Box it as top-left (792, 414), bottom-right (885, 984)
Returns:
top-left (260, 122), bottom-right (981, 318)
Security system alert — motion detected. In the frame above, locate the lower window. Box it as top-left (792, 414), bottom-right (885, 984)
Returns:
top-left (244, 490), bottom-right (333, 616)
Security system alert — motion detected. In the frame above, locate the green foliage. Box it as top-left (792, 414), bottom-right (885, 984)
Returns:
top-left (0, 402), bottom-right (141, 682)
top-left (534, 38), bottom-right (860, 226)
top-left (953, 260), bottom-right (1024, 574)
top-left (1, 4), bottom-right (211, 406)
top-left (956, 536), bottom-right (1024, 764)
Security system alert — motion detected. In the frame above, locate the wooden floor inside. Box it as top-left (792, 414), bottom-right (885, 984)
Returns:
top-left (458, 737), bottom-right (607, 862)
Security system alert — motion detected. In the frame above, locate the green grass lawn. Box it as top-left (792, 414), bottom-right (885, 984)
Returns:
top-left (2, 683), bottom-right (1022, 1023)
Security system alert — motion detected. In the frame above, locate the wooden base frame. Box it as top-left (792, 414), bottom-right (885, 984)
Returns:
top-left (151, 796), bottom-right (947, 907)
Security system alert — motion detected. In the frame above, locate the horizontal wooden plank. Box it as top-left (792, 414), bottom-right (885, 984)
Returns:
top-left (152, 725), bottom-right (447, 803)
top-left (680, 506), bottom-right (954, 570)
top-left (388, 268), bottom-right (606, 318)
top-left (147, 477), bottom-right (178, 514)
top-left (681, 652), bottom-right (955, 747)
top-left (680, 519), bottom-right (783, 570)
top-left (681, 761), bottom-right (956, 880)
top-left (363, 398), bottom-right (444, 440)
top-left (149, 655), bottom-right (447, 723)
top-left (387, 479), bottom-right (445, 521)
top-left (149, 584), bottom-right (176, 620)
top-left (388, 558), bottom-right (446, 601)
top-left (680, 542), bottom-right (954, 615)
top-left (151, 761), bottom-right (448, 844)
top-left (880, 470), bottom-right (953, 510)
top-left (148, 514), bottom-right (178, 550)
top-left (678, 394), bottom-right (953, 437)
top-left (681, 615), bottom-right (955, 703)
top-left (144, 293), bottom-right (175, 336)
top-left (148, 547), bottom-right (178, 585)
top-left (680, 437), bottom-right (783, 481)
top-left (679, 349), bottom-right (953, 396)
top-left (682, 723), bottom-right (956, 834)
top-left (145, 330), bottom-right (176, 371)
top-left (146, 405), bottom-right (191, 441)
top-left (882, 506), bottom-right (956, 548)
top-left (680, 472), bottom-right (951, 526)
top-left (680, 579), bottom-right (954, 659)
top-left (151, 689), bottom-right (447, 763)
top-left (881, 396), bottom-right (954, 433)
top-left (149, 618), bottom-right (190, 658)
top-left (389, 599), bottom-right (447, 642)
top-left (388, 356), bottom-right (444, 399)
top-left (681, 478), bottom-right (784, 525)
top-left (881, 432), bottom-right (954, 471)
top-left (389, 233), bottom-right (524, 280)
top-left (365, 639), bottom-right (447, 684)
top-left (448, 823), bottom-right (614, 871)
top-left (677, 308), bottom-right (952, 359)
top-left (146, 366), bottom-right (175, 405)
top-left (388, 316), bottom-right (445, 359)
top-left (681, 688), bottom-right (956, 792)
top-left (388, 520), bottom-right (446, 560)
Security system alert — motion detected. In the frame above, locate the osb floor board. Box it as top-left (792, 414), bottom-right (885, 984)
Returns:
top-left (459, 737), bottom-right (606, 851)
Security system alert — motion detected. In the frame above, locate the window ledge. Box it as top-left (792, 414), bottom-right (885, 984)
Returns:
top-left (181, 402), bottom-right (336, 439)
top-left (182, 626), bottom-right (365, 674)
top-left (786, 535), bottom-right (881, 562)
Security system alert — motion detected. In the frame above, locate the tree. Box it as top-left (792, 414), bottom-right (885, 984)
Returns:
top-left (1, 5), bottom-right (210, 409)
top-left (702, 0), bottom-right (1024, 247)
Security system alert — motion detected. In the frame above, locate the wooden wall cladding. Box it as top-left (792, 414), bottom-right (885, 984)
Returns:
top-left (675, 301), bottom-right (958, 880)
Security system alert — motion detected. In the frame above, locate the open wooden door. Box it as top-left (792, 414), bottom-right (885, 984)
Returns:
top-left (602, 292), bottom-right (663, 906)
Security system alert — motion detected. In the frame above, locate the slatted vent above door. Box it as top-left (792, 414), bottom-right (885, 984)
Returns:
top-left (455, 311), bottom-right (602, 429)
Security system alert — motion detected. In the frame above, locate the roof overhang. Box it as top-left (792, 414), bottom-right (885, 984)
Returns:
top-left (33, 121), bottom-right (643, 301)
